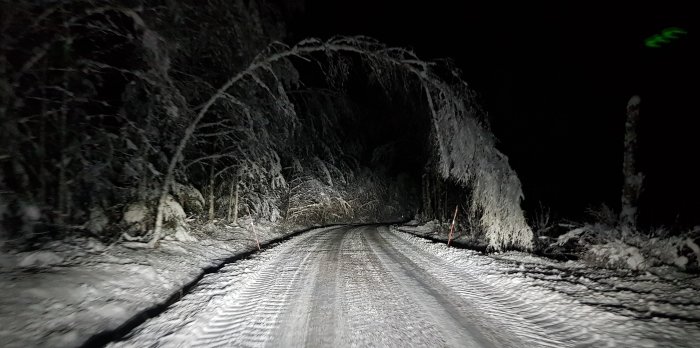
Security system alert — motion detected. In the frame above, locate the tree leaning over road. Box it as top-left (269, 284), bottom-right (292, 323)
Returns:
top-left (150, 36), bottom-right (533, 250)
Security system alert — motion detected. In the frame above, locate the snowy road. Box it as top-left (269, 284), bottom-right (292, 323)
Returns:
top-left (112, 225), bottom-right (699, 347)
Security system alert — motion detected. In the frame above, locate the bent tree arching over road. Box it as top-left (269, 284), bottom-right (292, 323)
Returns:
top-left (112, 226), bottom-right (700, 347)
top-left (3, 2), bottom-right (699, 348)
top-left (148, 36), bottom-right (533, 251)
top-left (1, 2), bottom-right (532, 250)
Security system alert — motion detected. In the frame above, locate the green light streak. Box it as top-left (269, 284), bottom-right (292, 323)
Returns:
top-left (645, 27), bottom-right (687, 48)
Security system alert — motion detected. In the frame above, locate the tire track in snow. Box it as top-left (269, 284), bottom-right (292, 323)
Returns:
top-left (336, 227), bottom-right (452, 347)
top-left (113, 225), bottom-right (672, 347)
top-left (266, 227), bottom-right (347, 346)
top-left (109, 225), bottom-right (345, 347)
top-left (188, 228), bottom-right (343, 347)
top-left (386, 228), bottom-right (679, 347)
top-left (374, 229), bottom-right (578, 347)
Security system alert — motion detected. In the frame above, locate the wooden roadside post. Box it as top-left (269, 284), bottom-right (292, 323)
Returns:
top-left (448, 205), bottom-right (458, 247)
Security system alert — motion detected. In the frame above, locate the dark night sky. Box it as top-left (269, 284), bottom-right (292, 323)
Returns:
top-left (290, 1), bottom-right (699, 226)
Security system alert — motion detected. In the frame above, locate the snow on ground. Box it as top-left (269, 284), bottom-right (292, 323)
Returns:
top-left (3, 222), bottom-right (699, 347)
top-left (0, 219), bottom-right (316, 348)
top-left (111, 226), bottom-right (565, 347)
top-left (395, 224), bottom-right (700, 346)
top-left (111, 225), bottom-right (698, 347)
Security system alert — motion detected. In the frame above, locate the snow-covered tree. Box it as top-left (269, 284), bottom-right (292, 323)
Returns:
top-left (2, 1), bottom-right (531, 252)
top-left (0, 1), bottom-right (187, 244)
top-left (146, 36), bottom-right (532, 249)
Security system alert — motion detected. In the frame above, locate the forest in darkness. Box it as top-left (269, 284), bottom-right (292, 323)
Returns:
top-left (0, 0), bottom-right (532, 251)
top-left (1, 0), bottom-right (699, 271)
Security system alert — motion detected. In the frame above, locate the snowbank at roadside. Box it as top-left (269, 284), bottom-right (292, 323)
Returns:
top-left (397, 221), bottom-right (700, 273)
top-left (392, 226), bottom-right (700, 346)
top-left (0, 220), bottom-right (323, 348)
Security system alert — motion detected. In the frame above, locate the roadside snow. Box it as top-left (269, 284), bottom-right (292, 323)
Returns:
top-left (556, 227), bottom-right (586, 246)
top-left (586, 241), bottom-right (645, 270)
top-left (0, 221), bottom-right (315, 348)
top-left (17, 251), bottom-right (64, 268)
top-left (123, 203), bottom-right (149, 225)
top-left (111, 225), bottom-right (699, 347)
top-left (399, 223), bottom-right (700, 314)
top-left (4, 222), bottom-right (698, 347)
top-left (392, 228), bottom-right (700, 346)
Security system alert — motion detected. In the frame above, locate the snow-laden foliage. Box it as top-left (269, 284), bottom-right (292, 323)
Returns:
top-left (1, 1), bottom-right (530, 251)
top-left (161, 35), bottom-right (532, 249)
top-left (585, 241), bottom-right (646, 270)
top-left (0, 1), bottom-right (188, 245)
top-left (549, 220), bottom-right (700, 272)
top-left (402, 63), bottom-right (532, 250)
top-left (171, 183), bottom-right (205, 215)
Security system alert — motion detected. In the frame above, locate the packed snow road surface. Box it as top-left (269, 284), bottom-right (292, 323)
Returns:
top-left (112, 225), bottom-right (699, 347)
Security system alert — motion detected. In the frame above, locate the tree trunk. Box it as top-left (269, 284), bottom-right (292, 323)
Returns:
top-left (423, 174), bottom-right (432, 219)
top-left (433, 175), bottom-right (441, 223)
top-left (233, 181), bottom-right (240, 225)
top-left (620, 95), bottom-right (643, 236)
top-left (227, 179), bottom-right (238, 222)
top-left (57, 82), bottom-right (68, 225)
top-left (283, 186), bottom-right (290, 221)
top-left (208, 165), bottom-right (215, 221)
top-left (443, 187), bottom-right (448, 224)
top-left (57, 32), bottom-right (69, 225)
top-left (149, 190), bottom-right (168, 248)
top-left (39, 59), bottom-right (48, 206)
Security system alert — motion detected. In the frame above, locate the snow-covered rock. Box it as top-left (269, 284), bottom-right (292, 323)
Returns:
top-left (549, 223), bottom-right (622, 255)
top-left (85, 207), bottom-right (109, 234)
top-left (162, 194), bottom-right (186, 223)
top-left (123, 202), bottom-right (150, 233)
top-left (556, 227), bottom-right (586, 247)
top-left (17, 251), bottom-right (64, 268)
top-left (124, 202), bottom-right (149, 225)
top-left (172, 182), bottom-right (205, 215)
top-left (19, 202), bottom-right (42, 236)
top-left (121, 194), bottom-right (194, 243)
top-left (552, 224), bottom-right (700, 272)
top-left (586, 241), bottom-right (646, 270)
top-left (85, 238), bottom-right (107, 252)
top-left (675, 256), bottom-right (689, 268)
top-left (173, 225), bottom-right (197, 242)
top-left (678, 236), bottom-right (700, 272)
top-left (21, 204), bottom-right (41, 222)
top-left (123, 196), bottom-right (188, 237)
